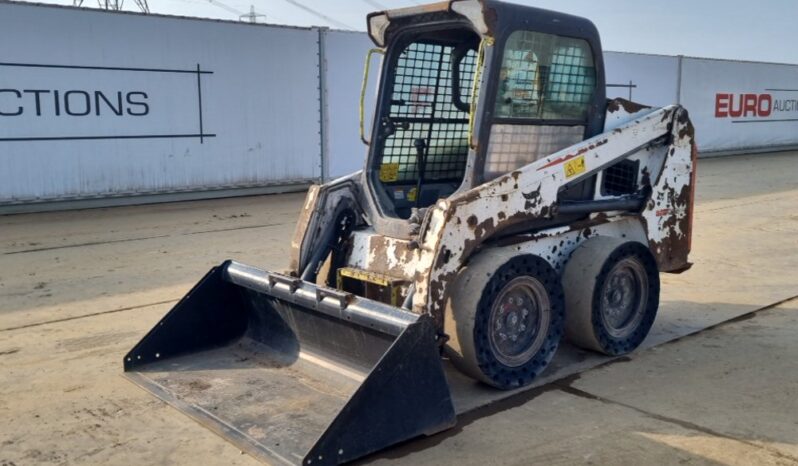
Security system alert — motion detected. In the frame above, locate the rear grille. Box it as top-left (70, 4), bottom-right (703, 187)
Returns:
top-left (602, 159), bottom-right (639, 196)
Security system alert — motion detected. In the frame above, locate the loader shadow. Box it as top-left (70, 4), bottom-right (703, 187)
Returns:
top-left (360, 353), bottom-right (630, 463)
top-left (358, 299), bottom-right (774, 463)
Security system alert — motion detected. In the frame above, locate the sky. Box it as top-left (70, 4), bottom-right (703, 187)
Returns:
top-left (19, 0), bottom-right (798, 64)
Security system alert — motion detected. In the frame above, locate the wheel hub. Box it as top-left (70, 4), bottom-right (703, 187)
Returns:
top-left (488, 277), bottom-right (550, 367)
top-left (600, 258), bottom-right (648, 338)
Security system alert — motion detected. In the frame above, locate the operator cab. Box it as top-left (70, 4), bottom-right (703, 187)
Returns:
top-left (364, 0), bottom-right (606, 222)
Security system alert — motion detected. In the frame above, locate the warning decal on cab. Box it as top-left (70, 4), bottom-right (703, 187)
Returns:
top-left (379, 163), bottom-right (400, 182)
top-left (564, 155), bottom-right (586, 179)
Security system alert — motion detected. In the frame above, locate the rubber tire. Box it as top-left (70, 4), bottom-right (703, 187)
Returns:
top-left (444, 253), bottom-right (565, 390)
top-left (563, 237), bottom-right (660, 355)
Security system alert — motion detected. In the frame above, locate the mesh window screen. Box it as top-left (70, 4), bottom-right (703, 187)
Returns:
top-left (495, 31), bottom-right (596, 120)
top-left (602, 159), bottom-right (639, 196)
top-left (485, 124), bottom-right (584, 179)
top-left (379, 42), bottom-right (476, 184)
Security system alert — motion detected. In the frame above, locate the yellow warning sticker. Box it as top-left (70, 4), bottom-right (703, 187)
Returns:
top-left (407, 187), bottom-right (418, 202)
top-left (379, 163), bottom-right (400, 182)
top-left (564, 155), bottom-right (586, 179)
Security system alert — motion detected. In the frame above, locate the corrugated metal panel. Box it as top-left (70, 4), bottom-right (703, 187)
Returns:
top-left (0, 2), bottom-right (322, 204)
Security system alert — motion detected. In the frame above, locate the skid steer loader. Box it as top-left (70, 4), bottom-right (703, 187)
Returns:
top-left (124, 1), bottom-right (697, 464)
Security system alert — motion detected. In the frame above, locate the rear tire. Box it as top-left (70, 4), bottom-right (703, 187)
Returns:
top-left (563, 237), bottom-right (660, 355)
top-left (445, 254), bottom-right (565, 390)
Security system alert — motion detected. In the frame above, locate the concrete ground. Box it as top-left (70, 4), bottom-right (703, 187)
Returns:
top-left (1, 151), bottom-right (797, 465)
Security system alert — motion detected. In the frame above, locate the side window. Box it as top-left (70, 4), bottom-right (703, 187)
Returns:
top-left (495, 31), bottom-right (596, 120)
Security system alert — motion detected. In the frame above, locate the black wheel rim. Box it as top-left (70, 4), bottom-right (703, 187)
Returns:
top-left (488, 277), bottom-right (550, 367)
top-left (600, 257), bottom-right (648, 338)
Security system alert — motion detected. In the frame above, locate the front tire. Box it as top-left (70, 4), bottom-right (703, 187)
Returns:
top-left (445, 254), bottom-right (565, 390)
top-left (563, 237), bottom-right (660, 355)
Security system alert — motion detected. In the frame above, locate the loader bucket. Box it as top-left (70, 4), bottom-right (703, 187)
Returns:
top-left (123, 261), bottom-right (455, 465)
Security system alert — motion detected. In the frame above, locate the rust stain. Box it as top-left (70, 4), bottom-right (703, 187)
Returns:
top-left (646, 154), bottom-right (694, 273)
top-left (677, 109), bottom-right (696, 140)
top-left (607, 98), bottom-right (651, 114)
top-left (482, 5), bottom-right (498, 36)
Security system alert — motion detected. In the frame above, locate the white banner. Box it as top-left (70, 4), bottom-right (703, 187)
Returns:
top-left (3, 3), bottom-right (796, 206)
top-left (0, 3), bottom-right (323, 204)
top-left (0, 64), bottom-right (206, 141)
top-left (680, 57), bottom-right (798, 153)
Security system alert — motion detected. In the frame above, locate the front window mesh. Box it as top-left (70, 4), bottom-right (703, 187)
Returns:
top-left (495, 31), bottom-right (596, 120)
top-left (378, 42), bottom-right (476, 184)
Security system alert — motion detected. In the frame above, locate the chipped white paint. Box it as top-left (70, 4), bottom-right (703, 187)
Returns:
top-left (640, 107), bottom-right (695, 270)
top-left (368, 0), bottom-right (490, 47)
top-left (411, 106), bottom-right (684, 315)
top-left (512, 216), bottom-right (649, 272)
top-left (347, 230), bottom-right (419, 280)
top-left (291, 103), bottom-right (695, 323)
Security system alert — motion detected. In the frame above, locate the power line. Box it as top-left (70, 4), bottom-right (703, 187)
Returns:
top-left (73, 0), bottom-right (149, 13)
top-left (361, 0), bottom-right (387, 10)
top-left (206, 0), bottom-right (246, 17)
top-left (281, 0), bottom-right (355, 30)
top-left (201, 0), bottom-right (275, 23)
top-left (97, 0), bottom-right (122, 9)
top-left (133, 0), bottom-right (149, 13)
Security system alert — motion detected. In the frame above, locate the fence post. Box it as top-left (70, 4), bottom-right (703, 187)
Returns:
top-left (676, 54), bottom-right (684, 105)
top-left (317, 27), bottom-right (330, 182)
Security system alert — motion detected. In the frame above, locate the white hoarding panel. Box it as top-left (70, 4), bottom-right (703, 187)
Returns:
top-left (680, 57), bottom-right (798, 153)
top-left (604, 52), bottom-right (680, 108)
top-left (4, 2), bottom-right (795, 208)
top-left (0, 3), bottom-right (322, 204)
top-left (324, 30), bottom-right (375, 179)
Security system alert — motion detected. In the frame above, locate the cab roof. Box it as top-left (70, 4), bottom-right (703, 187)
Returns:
top-left (366, 0), bottom-right (600, 48)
